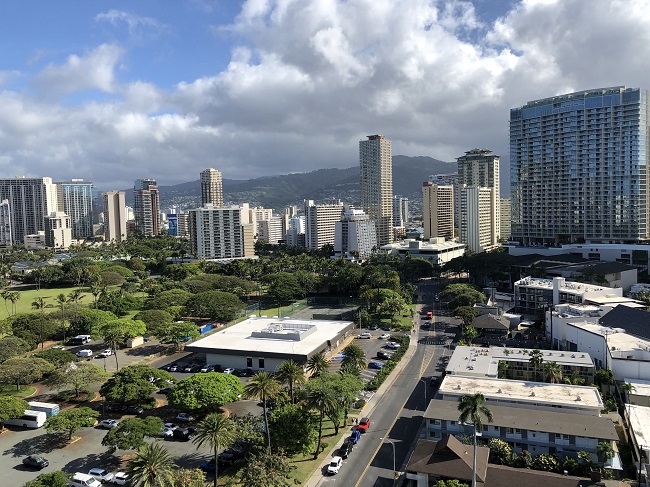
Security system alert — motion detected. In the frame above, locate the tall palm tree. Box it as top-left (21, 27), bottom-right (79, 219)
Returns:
top-left (528, 349), bottom-right (544, 381)
top-left (243, 371), bottom-right (281, 453)
top-left (597, 441), bottom-right (615, 465)
top-left (458, 393), bottom-right (493, 487)
top-left (306, 353), bottom-right (329, 377)
top-left (544, 361), bottom-right (563, 384)
top-left (31, 297), bottom-right (46, 350)
top-left (8, 291), bottom-right (20, 315)
top-left (127, 442), bottom-right (174, 487)
top-left (56, 293), bottom-right (68, 345)
top-left (341, 344), bottom-right (367, 371)
top-left (275, 360), bottom-right (306, 403)
top-left (193, 413), bottom-right (236, 487)
top-left (1, 290), bottom-right (10, 315)
top-left (306, 385), bottom-right (337, 459)
top-left (67, 288), bottom-right (83, 314)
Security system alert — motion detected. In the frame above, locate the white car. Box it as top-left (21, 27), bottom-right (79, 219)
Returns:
top-left (327, 456), bottom-right (343, 475)
top-left (385, 341), bottom-right (400, 349)
top-left (356, 333), bottom-right (372, 339)
top-left (88, 468), bottom-right (114, 483)
top-left (98, 349), bottom-right (113, 358)
top-left (223, 367), bottom-right (235, 374)
top-left (98, 419), bottom-right (119, 429)
top-left (378, 333), bottom-right (391, 339)
top-left (76, 349), bottom-right (93, 358)
top-left (113, 472), bottom-right (129, 485)
top-left (68, 472), bottom-right (102, 487)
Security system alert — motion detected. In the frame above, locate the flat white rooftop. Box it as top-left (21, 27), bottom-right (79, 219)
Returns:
top-left (381, 239), bottom-right (465, 251)
top-left (438, 375), bottom-right (603, 413)
top-left (568, 321), bottom-right (650, 355)
top-left (186, 317), bottom-right (353, 358)
top-left (625, 379), bottom-right (650, 398)
top-left (584, 296), bottom-right (646, 308)
top-left (626, 404), bottom-right (650, 452)
top-left (515, 277), bottom-right (608, 293)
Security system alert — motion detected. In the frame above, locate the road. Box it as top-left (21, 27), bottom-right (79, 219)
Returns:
top-left (318, 279), bottom-right (460, 486)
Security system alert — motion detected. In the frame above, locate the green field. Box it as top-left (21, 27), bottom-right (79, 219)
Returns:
top-left (0, 286), bottom-right (95, 320)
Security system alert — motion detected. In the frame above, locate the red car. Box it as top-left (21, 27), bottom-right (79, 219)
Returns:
top-left (357, 417), bottom-right (370, 432)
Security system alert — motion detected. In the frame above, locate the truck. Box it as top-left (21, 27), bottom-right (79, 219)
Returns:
top-left (4, 410), bottom-right (46, 428)
top-left (27, 401), bottom-right (60, 417)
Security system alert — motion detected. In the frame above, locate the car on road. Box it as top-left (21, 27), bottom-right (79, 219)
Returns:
top-left (98, 419), bottom-right (119, 429)
top-left (176, 412), bottom-right (195, 422)
top-left (88, 467), bottom-right (114, 483)
top-left (97, 349), bottom-right (113, 358)
top-left (22, 455), bottom-right (49, 469)
top-left (327, 456), bottom-right (343, 475)
top-left (368, 361), bottom-right (383, 370)
top-left (200, 364), bottom-right (215, 373)
top-left (223, 367), bottom-right (235, 374)
top-left (338, 439), bottom-right (354, 459)
top-left (430, 376), bottom-right (440, 386)
top-left (357, 417), bottom-right (371, 432)
top-left (378, 333), bottom-right (391, 339)
top-left (113, 472), bottom-right (130, 485)
top-left (356, 332), bottom-right (372, 339)
top-left (349, 430), bottom-right (361, 444)
top-left (377, 350), bottom-right (392, 360)
top-left (125, 405), bottom-right (143, 415)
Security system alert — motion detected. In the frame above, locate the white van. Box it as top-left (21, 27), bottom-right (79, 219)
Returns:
top-left (4, 410), bottom-right (46, 428)
top-left (75, 349), bottom-right (93, 358)
top-left (68, 472), bottom-right (102, 487)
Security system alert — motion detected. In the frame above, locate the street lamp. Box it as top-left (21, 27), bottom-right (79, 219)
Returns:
top-left (419, 378), bottom-right (428, 410)
top-left (639, 450), bottom-right (647, 487)
top-left (380, 437), bottom-right (397, 481)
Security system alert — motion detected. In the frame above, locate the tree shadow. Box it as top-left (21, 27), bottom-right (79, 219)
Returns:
top-left (124, 345), bottom-right (168, 357)
top-left (62, 451), bottom-right (121, 474)
top-left (174, 452), bottom-right (204, 469)
top-left (3, 431), bottom-right (69, 457)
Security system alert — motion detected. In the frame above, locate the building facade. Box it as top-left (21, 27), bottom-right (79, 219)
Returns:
top-left (200, 168), bottom-right (223, 207)
top-left (304, 199), bottom-right (344, 250)
top-left (381, 238), bottom-right (465, 266)
top-left (55, 179), bottom-right (94, 239)
top-left (500, 198), bottom-right (511, 241)
top-left (422, 182), bottom-right (454, 240)
top-left (510, 87), bottom-right (650, 245)
top-left (188, 204), bottom-right (248, 260)
top-left (258, 216), bottom-right (284, 245)
top-left (459, 186), bottom-right (498, 253)
top-left (392, 196), bottom-right (409, 228)
top-left (44, 212), bottom-right (73, 249)
top-left (334, 209), bottom-right (377, 260)
top-left (102, 191), bottom-right (127, 242)
top-left (133, 179), bottom-right (160, 237)
top-left (359, 134), bottom-right (393, 246)
top-left (0, 199), bottom-right (11, 246)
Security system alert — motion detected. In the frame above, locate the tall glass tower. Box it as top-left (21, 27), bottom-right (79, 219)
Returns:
top-left (56, 179), bottom-right (94, 239)
top-left (510, 87), bottom-right (649, 245)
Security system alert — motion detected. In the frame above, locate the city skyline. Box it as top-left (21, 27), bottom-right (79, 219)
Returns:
top-left (1, 1), bottom-right (647, 190)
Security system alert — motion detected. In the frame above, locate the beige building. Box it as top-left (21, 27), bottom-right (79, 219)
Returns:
top-left (44, 211), bottom-right (73, 249)
top-left (500, 198), bottom-right (511, 241)
top-left (422, 182), bottom-right (454, 240)
top-left (102, 191), bottom-right (127, 242)
top-left (258, 216), bottom-right (284, 245)
top-left (457, 148), bottom-right (500, 238)
top-left (460, 186), bottom-right (498, 253)
top-left (200, 168), bottom-right (223, 207)
top-left (359, 134), bottom-right (393, 246)
top-left (133, 178), bottom-right (160, 236)
top-left (304, 199), bottom-right (343, 250)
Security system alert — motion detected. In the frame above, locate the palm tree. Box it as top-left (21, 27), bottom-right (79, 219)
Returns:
top-left (1, 290), bottom-right (10, 315)
top-left (275, 360), bottom-right (306, 403)
top-left (67, 288), bottom-right (84, 314)
top-left (243, 371), bottom-right (281, 453)
top-left (127, 442), bottom-right (174, 487)
top-left (306, 353), bottom-right (329, 377)
top-left (193, 413), bottom-right (236, 487)
top-left (341, 344), bottom-right (367, 371)
top-left (56, 293), bottom-right (68, 345)
top-left (89, 283), bottom-right (103, 307)
top-left (31, 297), bottom-right (46, 350)
top-left (544, 361), bottom-right (563, 384)
top-left (597, 441), bottom-right (615, 465)
top-left (528, 349), bottom-right (544, 381)
top-left (306, 385), bottom-right (337, 459)
top-left (458, 393), bottom-right (494, 487)
top-left (564, 371), bottom-right (586, 386)
top-left (8, 291), bottom-right (20, 315)
top-left (497, 360), bottom-right (509, 379)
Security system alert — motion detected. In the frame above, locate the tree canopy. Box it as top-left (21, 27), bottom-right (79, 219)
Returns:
top-left (0, 357), bottom-right (54, 391)
top-left (45, 406), bottom-right (99, 440)
top-left (183, 291), bottom-right (245, 321)
top-left (0, 395), bottom-right (29, 424)
top-left (168, 372), bottom-right (243, 412)
top-left (102, 416), bottom-right (164, 452)
top-left (100, 365), bottom-right (176, 405)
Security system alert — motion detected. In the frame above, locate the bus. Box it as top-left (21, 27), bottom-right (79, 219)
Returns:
top-left (4, 410), bottom-right (47, 429)
top-left (27, 401), bottom-right (60, 417)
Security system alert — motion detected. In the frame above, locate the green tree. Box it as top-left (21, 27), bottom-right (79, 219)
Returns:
top-left (268, 402), bottom-right (318, 455)
top-left (0, 357), bottom-right (54, 391)
top-left (434, 480), bottom-right (469, 487)
top-left (487, 438), bottom-right (512, 465)
top-left (0, 336), bottom-right (32, 363)
top-left (99, 319), bottom-right (147, 370)
top-left (127, 442), bottom-right (174, 487)
top-left (154, 321), bottom-right (199, 350)
top-left (458, 393), bottom-right (493, 487)
top-left (531, 453), bottom-right (560, 472)
top-left (341, 344), bottom-right (367, 371)
top-left (305, 377), bottom-right (337, 459)
top-left (237, 452), bottom-right (295, 487)
top-left (23, 471), bottom-right (69, 487)
top-left (30, 297), bottom-right (47, 350)
top-left (306, 353), bottom-right (328, 377)
top-left (262, 272), bottom-right (306, 303)
top-left (169, 469), bottom-right (206, 487)
top-left (462, 326), bottom-right (478, 344)
top-left (595, 369), bottom-right (614, 393)
top-left (619, 382), bottom-right (636, 401)
top-left (45, 406), bottom-right (99, 440)
top-left (184, 291), bottom-right (245, 322)
top-left (101, 416), bottom-right (164, 452)
top-left (528, 349), bottom-right (544, 381)
top-left (47, 362), bottom-right (109, 398)
top-left (597, 441), bottom-right (615, 465)
top-left (544, 361), bottom-right (563, 384)
top-left (133, 309), bottom-right (174, 335)
top-left (275, 360), bottom-right (306, 403)
top-left (100, 365), bottom-right (176, 406)
top-left (193, 413), bottom-right (236, 487)
top-left (454, 306), bottom-right (478, 327)
top-left (0, 395), bottom-right (29, 426)
top-left (243, 371), bottom-right (281, 453)
top-left (168, 372), bottom-right (243, 412)
top-left (146, 289), bottom-right (193, 310)
top-left (33, 348), bottom-right (77, 367)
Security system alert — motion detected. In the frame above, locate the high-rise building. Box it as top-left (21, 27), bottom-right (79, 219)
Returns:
top-left (500, 198), bottom-right (511, 242)
top-left (460, 186), bottom-right (498, 253)
top-left (56, 179), bottom-right (94, 239)
top-left (430, 173), bottom-right (460, 228)
top-left (188, 204), bottom-right (251, 259)
top-left (167, 213), bottom-right (179, 237)
top-left (360, 134), bottom-right (393, 246)
top-left (0, 177), bottom-right (57, 245)
top-left (200, 168), bottom-right (224, 207)
top-left (457, 149), bottom-right (500, 239)
top-left (392, 196), bottom-right (409, 228)
top-left (422, 182), bottom-right (454, 240)
top-left (334, 209), bottom-right (377, 260)
top-left (133, 179), bottom-right (160, 236)
top-left (511, 86), bottom-right (650, 244)
top-left (258, 217), bottom-right (284, 245)
top-left (177, 213), bottom-right (190, 237)
top-left (0, 199), bottom-right (11, 246)
top-left (304, 199), bottom-right (344, 250)
top-left (44, 212), bottom-right (73, 249)
top-left (102, 191), bottom-right (127, 242)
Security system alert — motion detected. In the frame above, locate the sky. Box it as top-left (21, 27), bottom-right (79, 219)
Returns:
top-left (1, 0), bottom-right (649, 191)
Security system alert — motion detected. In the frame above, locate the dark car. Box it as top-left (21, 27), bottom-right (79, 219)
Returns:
top-left (430, 376), bottom-right (440, 387)
top-left (126, 406), bottom-right (144, 415)
top-left (106, 403), bottom-right (126, 412)
top-left (377, 350), bottom-right (392, 360)
top-left (23, 455), bottom-right (49, 469)
top-left (338, 439), bottom-right (354, 459)
top-left (369, 324), bottom-right (379, 330)
top-left (189, 364), bottom-right (203, 373)
top-left (173, 427), bottom-right (196, 441)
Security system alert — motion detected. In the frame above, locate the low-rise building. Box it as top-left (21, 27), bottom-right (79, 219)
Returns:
top-left (380, 238), bottom-right (465, 266)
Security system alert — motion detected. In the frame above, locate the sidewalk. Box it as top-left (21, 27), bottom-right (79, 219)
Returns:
top-left (303, 326), bottom-right (420, 487)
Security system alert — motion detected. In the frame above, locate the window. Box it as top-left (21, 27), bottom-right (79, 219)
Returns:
top-left (258, 358), bottom-right (265, 369)
top-left (247, 357), bottom-right (252, 368)
top-left (431, 419), bottom-right (441, 426)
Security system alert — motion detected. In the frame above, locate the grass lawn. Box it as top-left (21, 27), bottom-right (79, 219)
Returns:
top-left (0, 384), bottom-right (37, 398)
top-left (0, 286), bottom-right (95, 320)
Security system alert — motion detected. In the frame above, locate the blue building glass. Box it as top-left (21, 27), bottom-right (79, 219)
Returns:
top-left (167, 214), bottom-right (178, 237)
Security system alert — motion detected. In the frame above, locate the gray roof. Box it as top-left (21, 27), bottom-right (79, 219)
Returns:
top-left (599, 305), bottom-right (650, 341)
top-left (471, 314), bottom-right (510, 331)
top-left (425, 399), bottom-right (618, 440)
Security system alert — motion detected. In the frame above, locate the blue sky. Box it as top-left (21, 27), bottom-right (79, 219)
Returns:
top-left (0, 1), bottom-right (648, 192)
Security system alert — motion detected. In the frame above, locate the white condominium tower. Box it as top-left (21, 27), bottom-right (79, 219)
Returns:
top-left (200, 168), bottom-right (224, 207)
top-left (360, 134), bottom-right (393, 246)
top-left (511, 87), bottom-right (650, 244)
top-left (0, 177), bottom-right (57, 245)
top-left (56, 179), bottom-right (94, 239)
top-left (188, 204), bottom-right (253, 259)
top-left (304, 199), bottom-right (344, 250)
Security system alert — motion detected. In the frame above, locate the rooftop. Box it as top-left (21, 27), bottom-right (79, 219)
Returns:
top-left (624, 378), bottom-right (650, 398)
top-left (600, 306), bottom-right (650, 339)
top-left (515, 276), bottom-right (608, 293)
top-left (626, 404), bottom-right (650, 451)
top-left (438, 375), bottom-right (603, 413)
top-left (381, 239), bottom-right (465, 251)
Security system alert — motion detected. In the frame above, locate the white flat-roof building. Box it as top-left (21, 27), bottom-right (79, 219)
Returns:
top-left (380, 238), bottom-right (465, 266)
top-left (186, 317), bottom-right (355, 372)
top-left (625, 404), bottom-right (650, 476)
top-left (624, 378), bottom-right (650, 407)
top-left (437, 375), bottom-right (604, 415)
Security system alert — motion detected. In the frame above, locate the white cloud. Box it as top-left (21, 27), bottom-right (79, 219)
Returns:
top-left (95, 10), bottom-right (169, 39)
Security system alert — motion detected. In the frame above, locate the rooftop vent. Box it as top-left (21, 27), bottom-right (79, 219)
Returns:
top-left (530, 391), bottom-right (536, 397)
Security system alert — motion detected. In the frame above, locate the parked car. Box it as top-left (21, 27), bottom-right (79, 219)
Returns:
top-left (98, 419), bottom-right (119, 429)
top-left (378, 333), bottom-right (391, 339)
top-left (176, 413), bottom-right (195, 422)
top-left (125, 406), bottom-right (143, 415)
top-left (189, 364), bottom-right (203, 373)
top-left (22, 455), bottom-right (49, 469)
top-left (200, 364), bottom-right (215, 373)
top-left (377, 351), bottom-right (392, 360)
top-left (356, 332), bottom-right (372, 339)
top-left (368, 362), bottom-right (383, 370)
top-left (183, 364), bottom-right (196, 373)
top-left (97, 349), bottom-right (113, 358)
top-left (161, 363), bottom-right (175, 371)
top-left (349, 430), bottom-right (361, 444)
top-left (327, 456), bottom-right (343, 475)
top-left (385, 341), bottom-right (400, 349)
top-left (357, 417), bottom-right (371, 432)
top-left (76, 349), bottom-right (93, 358)
top-left (223, 367), bottom-right (235, 374)
top-left (430, 376), bottom-right (440, 386)
top-left (68, 472), bottom-right (102, 487)
top-left (173, 427), bottom-right (196, 441)
top-left (113, 472), bottom-right (130, 485)
top-left (369, 324), bottom-right (379, 330)
top-left (338, 439), bottom-right (353, 459)
top-left (88, 467), bottom-right (114, 483)
top-left (168, 363), bottom-right (180, 372)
